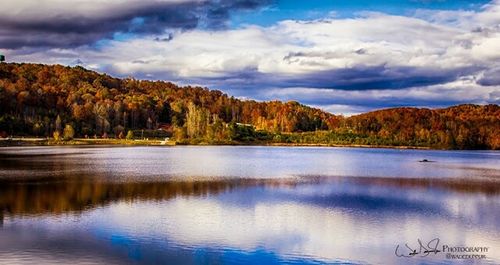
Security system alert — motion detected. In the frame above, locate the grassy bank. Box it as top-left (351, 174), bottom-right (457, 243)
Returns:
top-left (0, 137), bottom-right (433, 150)
top-left (0, 138), bottom-right (175, 147)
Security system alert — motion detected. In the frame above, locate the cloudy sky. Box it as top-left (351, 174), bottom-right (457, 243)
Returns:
top-left (2, 0), bottom-right (500, 115)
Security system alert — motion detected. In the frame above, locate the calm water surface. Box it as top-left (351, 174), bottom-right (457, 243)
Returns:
top-left (0, 146), bottom-right (499, 265)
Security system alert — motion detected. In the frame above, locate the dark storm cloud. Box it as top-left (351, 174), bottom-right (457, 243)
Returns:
top-left (296, 94), bottom-right (473, 109)
top-left (0, 0), bottom-right (273, 49)
top-left (195, 64), bottom-right (479, 91)
top-left (477, 68), bottom-right (500, 86)
top-left (272, 65), bottom-right (468, 90)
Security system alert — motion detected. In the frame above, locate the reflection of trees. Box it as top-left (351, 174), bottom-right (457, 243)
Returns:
top-left (0, 178), bottom-right (271, 216)
top-left (296, 175), bottom-right (500, 195)
top-left (347, 176), bottom-right (500, 195)
top-left (1, 174), bottom-right (498, 218)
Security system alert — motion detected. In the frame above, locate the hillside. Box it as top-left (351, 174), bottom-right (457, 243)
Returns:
top-left (344, 105), bottom-right (499, 149)
top-left (0, 63), bottom-right (498, 149)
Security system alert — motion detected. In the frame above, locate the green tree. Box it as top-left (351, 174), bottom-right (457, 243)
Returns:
top-left (173, 126), bottom-right (187, 141)
top-left (186, 102), bottom-right (208, 138)
top-left (55, 115), bottom-right (62, 133)
top-left (126, 130), bottom-right (134, 140)
top-left (53, 131), bottom-right (61, 141)
top-left (63, 124), bottom-right (75, 140)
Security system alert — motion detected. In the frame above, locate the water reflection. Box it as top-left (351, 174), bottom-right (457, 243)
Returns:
top-left (0, 146), bottom-right (499, 265)
top-left (1, 146), bottom-right (499, 180)
top-left (0, 177), bottom-right (293, 216)
top-left (1, 176), bottom-right (499, 217)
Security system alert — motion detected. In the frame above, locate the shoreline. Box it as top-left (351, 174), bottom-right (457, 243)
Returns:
top-left (0, 137), bottom-right (459, 150)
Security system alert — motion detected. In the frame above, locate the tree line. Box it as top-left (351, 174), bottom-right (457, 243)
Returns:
top-left (0, 63), bottom-right (498, 149)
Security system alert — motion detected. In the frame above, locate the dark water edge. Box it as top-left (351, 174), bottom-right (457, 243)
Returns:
top-left (0, 146), bottom-right (499, 265)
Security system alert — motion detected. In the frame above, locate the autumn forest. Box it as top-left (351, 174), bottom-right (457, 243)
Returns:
top-left (0, 63), bottom-right (498, 149)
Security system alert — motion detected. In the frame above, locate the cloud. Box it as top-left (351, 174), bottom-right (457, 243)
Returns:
top-left (0, 0), bottom-right (273, 48)
top-left (256, 65), bottom-right (475, 90)
top-left (478, 68), bottom-right (500, 86)
top-left (4, 1), bottom-right (500, 113)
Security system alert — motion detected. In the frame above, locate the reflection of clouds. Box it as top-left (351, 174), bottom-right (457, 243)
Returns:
top-left (0, 226), bottom-right (128, 265)
top-left (93, 187), bottom-right (500, 265)
top-left (3, 178), bottom-right (499, 264)
top-left (100, 200), bottom-right (373, 263)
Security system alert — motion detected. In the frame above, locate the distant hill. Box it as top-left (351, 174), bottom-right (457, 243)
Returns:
top-left (345, 105), bottom-right (499, 149)
top-left (0, 63), bottom-right (498, 149)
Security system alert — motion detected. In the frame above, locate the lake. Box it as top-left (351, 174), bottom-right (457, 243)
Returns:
top-left (0, 146), bottom-right (499, 265)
